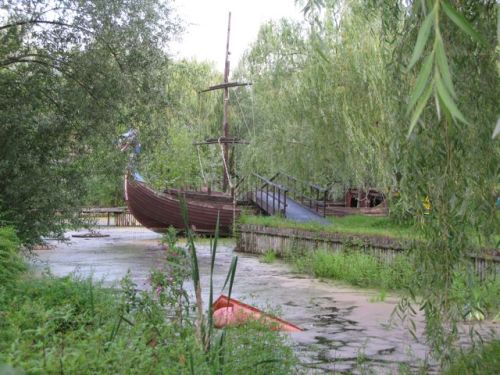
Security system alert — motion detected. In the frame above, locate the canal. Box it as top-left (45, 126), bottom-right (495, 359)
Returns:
top-left (34, 227), bottom-right (433, 374)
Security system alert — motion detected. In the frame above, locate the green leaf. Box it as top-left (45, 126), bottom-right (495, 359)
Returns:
top-left (180, 198), bottom-right (201, 289)
top-left (407, 82), bottom-right (433, 138)
top-left (314, 44), bottom-right (330, 64)
top-left (211, 213), bottom-right (219, 274)
top-left (217, 330), bottom-right (227, 371)
top-left (228, 258), bottom-right (238, 297)
top-left (434, 88), bottom-right (441, 121)
top-left (407, 53), bottom-right (434, 114)
top-left (434, 33), bottom-right (456, 99)
top-left (188, 350), bottom-right (195, 375)
top-left (407, 6), bottom-right (436, 71)
top-left (435, 75), bottom-right (468, 124)
top-left (222, 256), bottom-right (238, 293)
top-left (493, 118), bottom-right (500, 139)
top-left (441, 0), bottom-right (487, 46)
top-left (207, 213), bottom-right (220, 347)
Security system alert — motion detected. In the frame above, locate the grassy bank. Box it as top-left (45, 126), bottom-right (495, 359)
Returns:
top-left (0, 228), bottom-right (299, 374)
top-left (0, 274), bottom-right (298, 374)
top-left (282, 249), bottom-right (499, 319)
top-left (240, 214), bottom-right (416, 240)
top-left (443, 339), bottom-right (500, 375)
top-left (240, 214), bottom-right (500, 246)
top-left (292, 249), bottom-right (413, 290)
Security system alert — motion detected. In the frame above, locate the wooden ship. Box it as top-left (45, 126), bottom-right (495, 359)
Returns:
top-left (324, 188), bottom-right (388, 217)
top-left (124, 13), bottom-right (248, 235)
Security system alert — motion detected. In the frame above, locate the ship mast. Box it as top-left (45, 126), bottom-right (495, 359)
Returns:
top-left (196, 12), bottom-right (251, 193)
top-left (222, 12), bottom-right (231, 192)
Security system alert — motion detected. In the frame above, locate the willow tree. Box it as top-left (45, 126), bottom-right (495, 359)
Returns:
top-left (387, 0), bottom-right (499, 365)
top-left (233, 20), bottom-right (308, 180)
top-left (137, 59), bottom-right (223, 190)
top-left (287, 3), bottom-right (398, 190)
top-left (235, 5), bottom-right (399, 193)
top-left (0, 0), bottom-right (180, 243)
top-left (308, 0), bottom-right (498, 367)
top-left (237, 0), bottom-right (498, 366)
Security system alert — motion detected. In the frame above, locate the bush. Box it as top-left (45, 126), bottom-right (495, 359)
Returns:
top-left (449, 265), bottom-right (500, 321)
top-left (260, 249), bottom-right (278, 264)
top-left (0, 227), bottom-right (25, 288)
top-left (0, 272), bottom-right (299, 374)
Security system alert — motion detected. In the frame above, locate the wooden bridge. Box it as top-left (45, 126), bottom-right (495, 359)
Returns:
top-left (237, 172), bottom-right (330, 224)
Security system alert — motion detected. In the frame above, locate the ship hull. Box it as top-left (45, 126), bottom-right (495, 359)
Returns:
top-left (125, 175), bottom-right (239, 235)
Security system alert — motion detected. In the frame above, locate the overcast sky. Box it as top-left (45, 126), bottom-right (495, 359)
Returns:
top-left (171, 0), bottom-right (303, 72)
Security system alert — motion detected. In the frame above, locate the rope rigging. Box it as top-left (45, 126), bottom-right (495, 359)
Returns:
top-left (218, 136), bottom-right (234, 190)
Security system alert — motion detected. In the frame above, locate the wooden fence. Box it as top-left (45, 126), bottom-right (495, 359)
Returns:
top-left (80, 207), bottom-right (141, 227)
top-left (237, 224), bottom-right (499, 280)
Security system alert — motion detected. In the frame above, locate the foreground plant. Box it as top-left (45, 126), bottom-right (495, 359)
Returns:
top-left (177, 199), bottom-right (302, 373)
top-left (0, 219), bottom-right (298, 374)
top-left (0, 227), bottom-right (25, 288)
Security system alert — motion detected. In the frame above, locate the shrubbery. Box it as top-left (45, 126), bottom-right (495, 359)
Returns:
top-left (0, 227), bottom-right (25, 288)
top-left (0, 226), bottom-right (299, 374)
top-left (0, 272), bottom-right (298, 374)
top-left (293, 249), bottom-right (413, 290)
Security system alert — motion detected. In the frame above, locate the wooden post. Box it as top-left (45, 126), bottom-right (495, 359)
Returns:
top-left (266, 184), bottom-right (269, 213)
top-left (323, 190), bottom-right (327, 217)
top-left (278, 188), bottom-right (281, 213)
top-left (284, 191), bottom-right (288, 217)
top-left (272, 185), bottom-right (275, 214)
top-left (222, 12), bottom-right (231, 192)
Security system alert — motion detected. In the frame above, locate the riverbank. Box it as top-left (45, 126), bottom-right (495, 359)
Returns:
top-left (239, 214), bottom-right (500, 250)
top-left (30, 228), bottom-right (433, 373)
top-left (5, 227), bottom-right (497, 373)
top-left (0, 273), bottom-right (298, 374)
top-left (1, 227), bottom-right (298, 375)
top-left (240, 214), bottom-right (415, 240)
top-left (237, 222), bottom-right (499, 289)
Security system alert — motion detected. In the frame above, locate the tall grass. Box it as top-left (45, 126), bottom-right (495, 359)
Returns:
top-left (290, 248), bottom-right (499, 319)
top-left (293, 249), bottom-right (413, 290)
top-left (0, 272), bottom-right (298, 374)
top-left (178, 201), bottom-right (294, 374)
top-left (240, 214), bottom-right (416, 239)
top-left (444, 339), bottom-right (500, 375)
top-left (260, 250), bottom-right (278, 264)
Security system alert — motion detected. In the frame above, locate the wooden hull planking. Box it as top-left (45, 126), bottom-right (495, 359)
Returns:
top-left (125, 175), bottom-right (239, 235)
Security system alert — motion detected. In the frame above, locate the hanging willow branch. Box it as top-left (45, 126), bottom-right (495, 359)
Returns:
top-left (406, 0), bottom-right (487, 137)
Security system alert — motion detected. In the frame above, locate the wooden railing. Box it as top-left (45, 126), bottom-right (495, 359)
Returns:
top-left (251, 173), bottom-right (288, 216)
top-left (269, 171), bottom-right (328, 217)
top-left (80, 207), bottom-right (140, 227)
top-left (238, 224), bottom-right (500, 281)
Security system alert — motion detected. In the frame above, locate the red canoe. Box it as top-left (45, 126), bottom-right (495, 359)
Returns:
top-left (212, 295), bottom-right (303, 332)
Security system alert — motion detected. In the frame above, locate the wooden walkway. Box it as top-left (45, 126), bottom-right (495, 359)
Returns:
top-left (243, 172), bottom-right (330, 224)
top-left (252, 190), bottom-right (329, 224)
